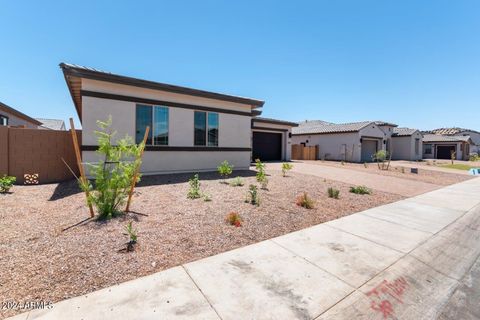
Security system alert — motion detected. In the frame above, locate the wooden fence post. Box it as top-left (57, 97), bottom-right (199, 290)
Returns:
top-left (69, 118), bottom-right (94, 218)
top-left (125, 126), bottom-right (150, 212)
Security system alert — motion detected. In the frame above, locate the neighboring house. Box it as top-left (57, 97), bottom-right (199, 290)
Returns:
top-left (291, 120), bottom-right (396, 162)
top-left (0, 101), bottom-right (42, 128)
top-left (391, 128), bottom-right (423, 161)
top-left (251, 117), bottom-right (298, 161)
top-left (425, 127), bottom-right (480, 154)
top-left (422, 134), bottom-right (473, 160)
top-left (36, 118), bottom-right (66, 130)
top-left (60, 63), bottom-right (295, 175)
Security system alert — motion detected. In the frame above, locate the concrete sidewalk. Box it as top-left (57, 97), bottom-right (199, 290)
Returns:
top-left (268, 161), bottom-right (441, 197)
top-left (10, 178), bottom-right (480, 320)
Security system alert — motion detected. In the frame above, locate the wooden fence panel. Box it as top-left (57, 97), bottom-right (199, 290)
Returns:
top-left (292, 144), bottom-right (318, 160)
top-left (1, 127), bottom-right (81, 184)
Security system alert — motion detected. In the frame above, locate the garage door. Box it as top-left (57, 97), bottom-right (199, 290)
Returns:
top-left (252, 131), bottom-right (282, 161)
top-left (361, 139), bottom-right (378, 162)
top-left (436, 145), bottom-right (456, 159)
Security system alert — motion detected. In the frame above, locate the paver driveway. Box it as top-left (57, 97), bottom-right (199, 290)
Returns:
top-left (268, 161), bottom-right (441, 197)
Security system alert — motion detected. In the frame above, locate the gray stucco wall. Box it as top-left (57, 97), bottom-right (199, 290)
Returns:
top-left (391, 132), bottom-right (423, 161)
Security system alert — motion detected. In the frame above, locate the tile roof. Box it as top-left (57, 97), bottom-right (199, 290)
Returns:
top-left (426, 127), bottom-right (480, 135)
top-left (392, 127), bottom-right (419, 137)
top-left (292, 120), bottom-right (374, 135)
top-left (36, 118), bottom-right (66, 130)
top-left (422, 134), bottom-right (472, 143)
top-left (374, 121), bottom-right (398, 127)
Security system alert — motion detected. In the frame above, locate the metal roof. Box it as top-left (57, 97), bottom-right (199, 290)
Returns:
top-left (392, 127), bottom-right (419, 137)
top-left (36, 118), bottom-right (66, 130)
top-left (422, 134), bottom-right (472, 143)
top-left (292, 120), bottom-right (374, 135)
top-left (60, 63), bottom-right (265, 122)
top-left (253, 117), bottom-right (298, 127)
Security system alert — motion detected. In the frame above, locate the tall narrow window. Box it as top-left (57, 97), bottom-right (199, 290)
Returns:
top-left (136, 105), bottom-right (152, 144)
top-left (194, 111), bottom-right (207, 146)
top-left (208, 113), bottom-right (219, 146)
top-left (136, 104), bottom-right (169, 145)
top-left (415, 138), bottom-right (420, 155)
top-left (153, 107), bottom-right (168, 145)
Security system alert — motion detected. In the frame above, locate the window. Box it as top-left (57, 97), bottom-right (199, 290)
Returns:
top-left (0, 115), bottom-right (8, 126)
top-left (415, 138), bottom-right (420, 155)
top-left (423, 143), bottom-right (432, 154)
top-left (194, 111), bottom-right (218, 146)
top-left (136, 104), bottom-right (168, 145)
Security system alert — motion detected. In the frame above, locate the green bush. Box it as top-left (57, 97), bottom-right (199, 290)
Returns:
top-left (372, 150), bottom-right (390, 170)
top-left (469, 153), bottom-right (480, 162)
top-left (296, 192), bottom-right (315, 209)
top-left (0, 175), bottom-right (16, 193)
top-left (124, 221), bottom-right (138, 252)
top-left (327, 187), bottom-right (340, 199)
top-left (202, 193), bottom-right (212, 202)
top-left (218, 160), bottom-right (234, 181)
top-left (255, 159), bottom-right (268, 189)
top-left (81, 118), bottom-right (143, 220)
top-left (229, 176), bottom-right (244, 187)
top-left (349, 185), bottom-right (371, 195)
top-left (187, 174), bottom-right (202, 199)
top-left (281, 162), bottom-right (293, 177)
top-left (246, 184), bottom-right (260, 206)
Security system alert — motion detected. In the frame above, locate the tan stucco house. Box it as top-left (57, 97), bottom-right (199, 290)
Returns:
top-left (60, 63), bottom-right (295, 175)
top-left (0, 101), bottom-right (42, 128)
top-left (391, 128), bottom-right (423, 161)
top-left (425, 127), bottom-right (480, 155)
top-left (291, 120), bottom-right (397, 162)
top-left (422, 134), bottom-right (473, 160)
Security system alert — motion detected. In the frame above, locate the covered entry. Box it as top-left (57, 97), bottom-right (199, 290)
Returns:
top-left (252, 131), bottom-right (282, 161)
top-left (436, 145), bottom-right (456, 159)
top-left (361, 139), bottom-right (378, 162)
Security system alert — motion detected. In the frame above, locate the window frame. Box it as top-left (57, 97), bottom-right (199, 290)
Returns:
top-left (423, 143), bottom-right (432, 155)
top-left (415, 138), bottom-right (420, 155)
top-left (0, 114), bottom-right (8, 126)
top-left (194, 110), bottom-right (219, 147)
top-left (135, 104), bottom-right (169, 146)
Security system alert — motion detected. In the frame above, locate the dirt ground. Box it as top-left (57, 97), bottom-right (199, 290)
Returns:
top-left (0, 170), bottom-right (403, 319)
top-left (311, 160), bottom-right (473, 186)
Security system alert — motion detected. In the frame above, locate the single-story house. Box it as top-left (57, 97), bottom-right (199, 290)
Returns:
top-left (251, 117), bottom-right (298, 161)
top-left (291, 120), bottom-right (397, 162)
top-left (60, 63), bottom-right (295, 175)
top-left (425, 127), bottom-right (480, 155)
top-left (36, 118), bottom-right (66, 130)
top-left (0, 101), bottom-right (42, 128)
top-left (391, 127), bottom-right (423, 161)
top-left (422, 134), bottom-right (473, 160)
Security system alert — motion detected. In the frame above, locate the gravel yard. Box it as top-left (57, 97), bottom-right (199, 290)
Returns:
top-left (0, 169), bottom-right (403, 318)
top-left (309, 160), bottom-right (473, 186)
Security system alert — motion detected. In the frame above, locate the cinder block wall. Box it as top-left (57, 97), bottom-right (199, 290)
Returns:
top-left (0, 127), bottom-right (81, 184)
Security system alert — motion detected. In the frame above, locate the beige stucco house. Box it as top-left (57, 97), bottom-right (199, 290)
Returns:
top-left (391, 128), bottom-right (423, 161)
top-left (0, 101), bottom-right (42, 128)
top-left (60, 63), bottom-right (295, 175)
top-left (422, 134), bottom-right (472, 160)
top-left (291, 120), bottom-right (397, 162)
top-left (425, 127), bottom-right (480, 155)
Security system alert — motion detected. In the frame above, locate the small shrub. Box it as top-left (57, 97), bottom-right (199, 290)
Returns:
top-left (296, 192), bottom-right (315, 209)
top-left (372, 150), bottom-right (390, 170)
top-left (218, 160), bottom-right (234, 182)
top-left (124, 221), bottom-right (138, 252)
top-left (469, 153), bottom-right (479, 162)
top-left (202, 193), bottom-right (212, 202)
top-left (341, 160), bottom-right (345, 165)
top-left (401, 167), bottom-right (405, 174)
top-left (225, 212), bottom-right (242, 227)
top-left (229, 176), bottom-right (244, 187)
top-left (246, 184), bottom-right (260, 206)
top-left (0, 175), bottom-right (16, 193)
top-left (255, 159), bottom-right (267, 183)
top-left (260, 177), bottom-right (269, 190)
top-left (327, 187), bottom-right (340, 199)
top-left (187, 174), bottom-right (201, 199)
top-left (349, 185), bottom-right (371, 195)
top-left (281, 163), bottom-right (293, 177)
top-left (363, 162), bottom-right (368, 168)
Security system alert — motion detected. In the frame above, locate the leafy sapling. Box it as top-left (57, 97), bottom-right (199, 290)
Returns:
top-left (187, 174), bottom-right (202, 199)
top-left (124, 221), bottom-right (138, 252)
top-left (217, 160), bottom-right (234, 183)
top-left (281, 163), bottom-right (293, 177)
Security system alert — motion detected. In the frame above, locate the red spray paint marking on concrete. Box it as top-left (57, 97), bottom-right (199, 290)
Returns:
top-left (367, 276), bottom-right (409, 319)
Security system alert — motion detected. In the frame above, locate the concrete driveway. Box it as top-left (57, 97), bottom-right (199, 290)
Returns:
top-left (267, 161), bottom-right (440, 197)
top-left (10, 177), bottom-right (480, 320)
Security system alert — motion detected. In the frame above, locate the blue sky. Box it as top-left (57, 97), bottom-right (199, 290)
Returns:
top-left (1, 0), bottom-right (479, 130)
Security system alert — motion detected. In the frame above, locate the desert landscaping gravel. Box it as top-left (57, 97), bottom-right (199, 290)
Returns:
top-left (1, 169), bottom-right (405, 318)
top-left (309, 160), bottom-right (472, 186)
